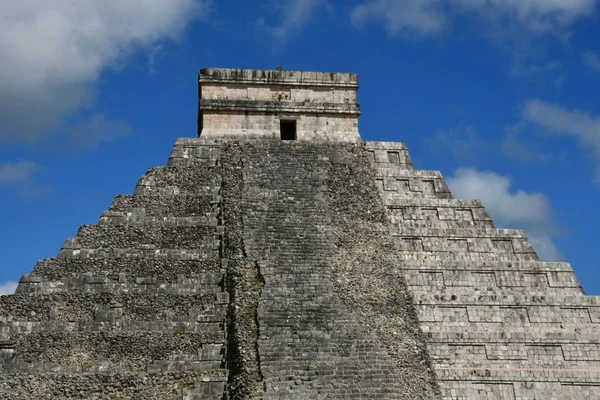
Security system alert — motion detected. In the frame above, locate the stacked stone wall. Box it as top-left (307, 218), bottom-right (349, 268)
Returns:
top-left (367, 141), bottom-right (600, 399)
top-left (236, 140), bottom-right (439, 398)
top-left (2, 136), bottom-right (598, 399)
top-left (0, 139), bottom-right (228, 399)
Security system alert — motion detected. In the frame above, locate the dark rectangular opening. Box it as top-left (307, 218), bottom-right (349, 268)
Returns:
top-left (280, 120), bottom-right (297, 140)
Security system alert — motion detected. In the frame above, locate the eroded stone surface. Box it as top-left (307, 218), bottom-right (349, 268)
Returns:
top-left (1, 68), bottom-right (598, 399)
top-left (367, 140), bottom-right (600, 399)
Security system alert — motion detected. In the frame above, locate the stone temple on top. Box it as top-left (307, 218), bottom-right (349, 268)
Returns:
top-left (198, 68), bottom-right (361, 142)
top-left (0, 67), bottom-right (598, 399)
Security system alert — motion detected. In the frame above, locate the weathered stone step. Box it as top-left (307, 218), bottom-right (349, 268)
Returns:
top-left (414, 302), bottom-right (600, 325)
top-left (2, 358), bottom-right (224, 375)
top-left (30, 258), bottom-right (222, 281)
top-left (437, 369), bottom-right (599, 400)
top-left (365, 141), bottom-right (414, 169)
top-left (394, 230), bottom-right (537, 258)
top-left (65, 225), bottom-right (219, 250)
top-left (435, 364), bottom-right (600, 380)
top-left (0, 293), bottom-right (227, 323)
top-left (408, 286), bottom-right (585, 299)
top-left (0, 370), bottom-right (226, 399)
top-left (391, 226), bottom-right (527, 238)
top-left (423, 328), bottom-right (600, 343)
top-left (133, 166), bottom-right (221, 196)
top-left (385, 198), bottom-right (494, 229)
top-left (16, 273), bottom-right (224, 294)
top-left (400, 259), bottom-right (579, 271)
top-left (397, 251), bottom-right (538, 262)
top-left (0, 331), bottom-right (224, 366)
top-left (373, 168), bottom-right (446, 179)
top-left (57, 246), bottom-right (220, 260)
top-left (106, 194), bottom-right (220, 219)
top-left (390, 219), bottom-right (494, 229)
top-left (386, 198), bottom-right (484, 208)
top-left (167, 138), bottom-right (223, 167)
top-left (404, 268), bottom-right (582, 290)
top-left (382, 191), bottom-right (453, 200)
top-left (394, 235), bottom-right (536, 260)
top-left (413, 293), bottom-right (598, 306)
top-left (421, 322), bottom-right (600, 343)
top-left (99, 213), bottom-right (217, 227)
top-left (1, 320), bottom-right (224, 335)
top-left (373, 171), bottom-right (453, 199)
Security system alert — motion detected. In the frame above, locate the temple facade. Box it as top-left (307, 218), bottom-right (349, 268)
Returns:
top-left (0, 68), bottom-right (598, 399)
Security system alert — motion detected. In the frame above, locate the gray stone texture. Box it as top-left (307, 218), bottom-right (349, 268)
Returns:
top-left (367, 140), bottom-right (600, 399)
top-left (1, 68), bottom-right (598, 399)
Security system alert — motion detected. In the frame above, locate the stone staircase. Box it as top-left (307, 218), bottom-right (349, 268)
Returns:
top-left (1, 137), bottom-right (597, 399)
top-left (0, 139), bottom-right (227, 399)
top-left (221, 140), bottom-right (439, 399)
top-left (367, 141), bottom-right (600, 399)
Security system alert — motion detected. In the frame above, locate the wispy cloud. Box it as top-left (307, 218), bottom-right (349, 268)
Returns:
top-left (0, 281), bottom-right (18, 296)
top-left (266, 0), bottom-right (328, 42)
top-left (447, 167), bottom-right (563, 261)
top-left (582, 51), bottom-right (600, 73)
top-left (351, 0), bottom-right (597, 38)
top-left (0, 0), bottom-right (209, 146)
top-left (450, 0), bottom-right (596, 37)
top-left (522, 99), bottom-right (600, 184)
top-left (351, 0), bottom-right (447, 37)
top-left (0, 161), bottom-right (40, 183)
top-left (0, 161), bottom-right (49, 200)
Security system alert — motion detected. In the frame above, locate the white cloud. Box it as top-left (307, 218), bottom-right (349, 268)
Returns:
top-left (446, 168), bottom-right (563, 261)
top-left (523, 99), bottom-right (600, 184)
top-left (351, 0), bottom-right (597, 37)
top-left (351, 0), bottom-right (447, 37)
top-left (270, 0), bottom-right (328, 41)
top-left (450, 0), bottom-right (596, 34)
top-left (0, 0), bottom-right (208, 145)
top-left (0, 161), bottom-right (40, 183)
top-left (0, 281), bottom-right (18, 296)
top-left (582, 51), bottom-right (600, 72)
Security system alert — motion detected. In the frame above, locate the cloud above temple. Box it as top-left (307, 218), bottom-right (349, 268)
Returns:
top-left (446, 167), bottom-right (563, 261)
top-left (0, 0), bottom-right (208, 146)
top-left (262, 0), bottom-right (329, 43)
top-left (522, 99), bottom-right (600, 186)
top-left (351, 0), bottom-right (597, 38)
top-left (351, 0), bottom-right (447, 37)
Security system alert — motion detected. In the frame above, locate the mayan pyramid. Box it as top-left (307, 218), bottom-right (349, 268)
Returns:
top-left (1, 68), bottom-right (598, 399)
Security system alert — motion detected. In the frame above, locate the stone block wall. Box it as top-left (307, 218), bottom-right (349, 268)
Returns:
top-left (200, 112), bottom-right (359, 142)
top-left (2, 136), bottom-right (598, 399)
top-left (0, 138), bottom-right (440, 399)
top-left (0, 139), bottom-right (228, 399)
top-left (198, 68), bottom-right (362, 142)
top-left (367, 141), bottom-right (600, 399)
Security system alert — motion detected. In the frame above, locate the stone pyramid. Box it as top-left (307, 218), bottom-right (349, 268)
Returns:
top-left (0, 68), bottom-right (597, 399)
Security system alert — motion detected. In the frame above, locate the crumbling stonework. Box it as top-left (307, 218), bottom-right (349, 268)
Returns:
top-left (1, 68), bottom-right (599, 399)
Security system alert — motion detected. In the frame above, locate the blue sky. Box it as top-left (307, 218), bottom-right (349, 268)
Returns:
top-left (1, 0), bottom-right (599, 295)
